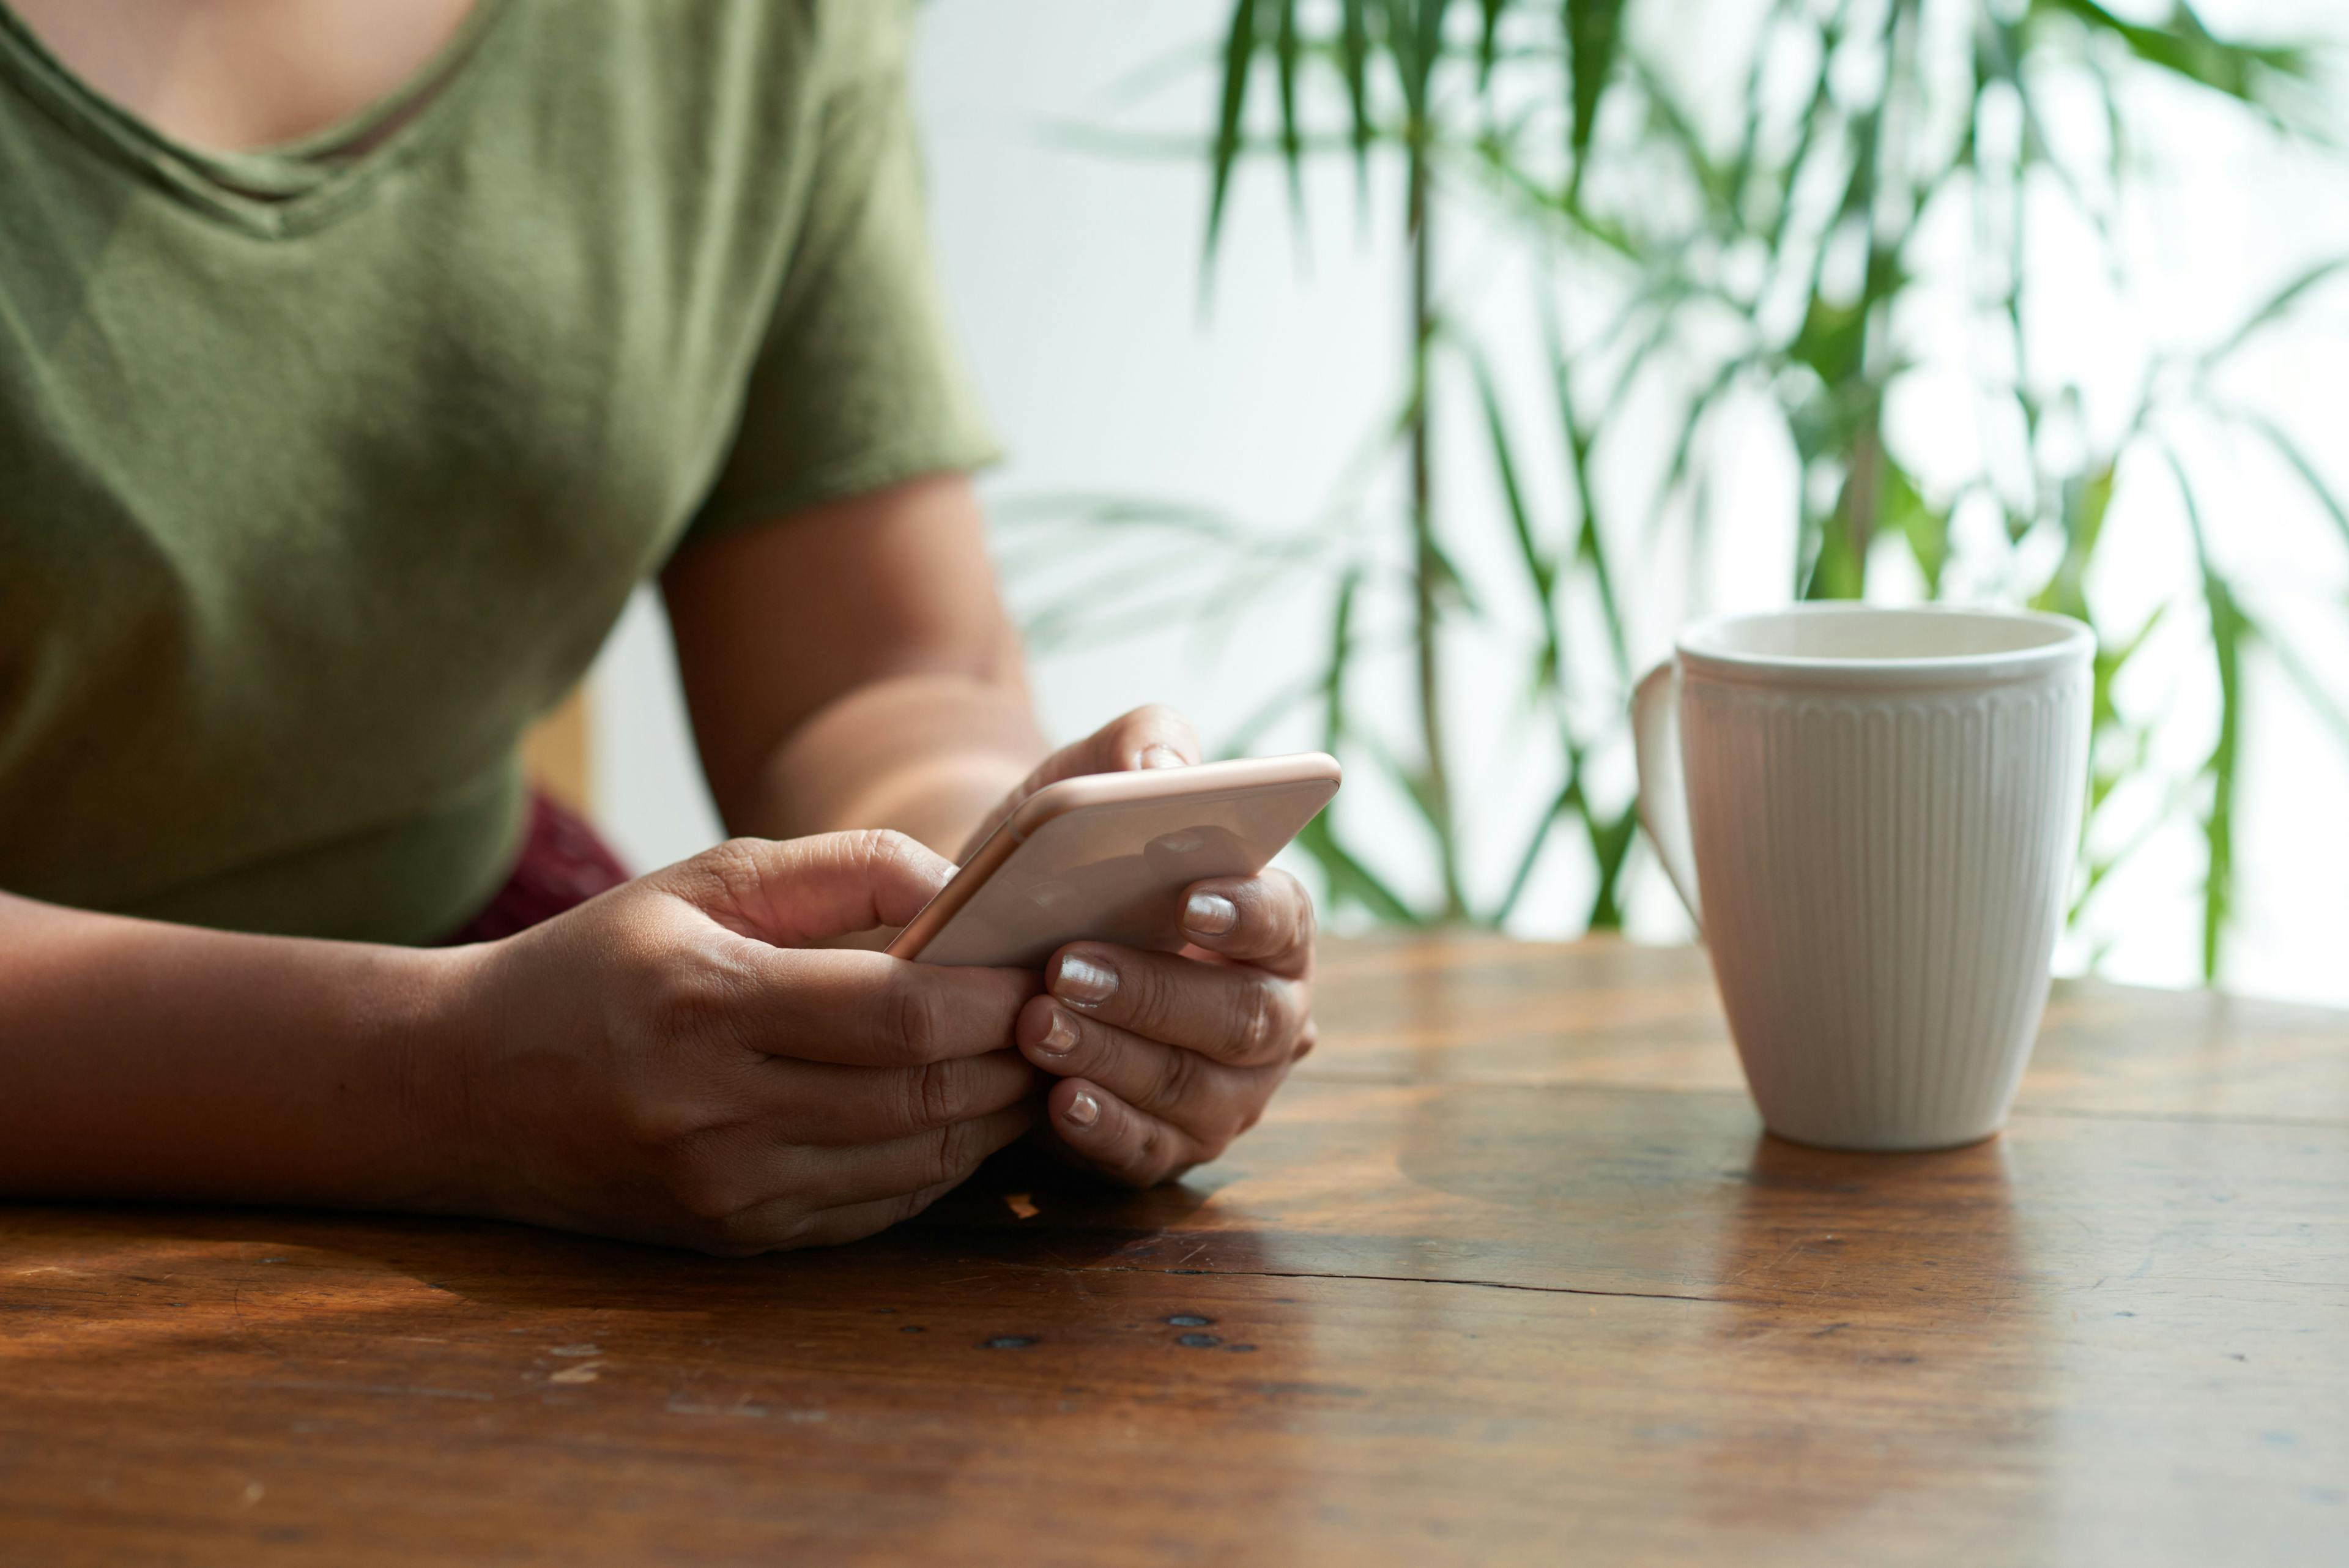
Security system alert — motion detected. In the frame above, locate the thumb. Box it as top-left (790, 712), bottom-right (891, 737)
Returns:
top-left (959, 705), bottom-right (1203, 858)
top-left (661, 830), bottom-right (954, 947)
top-left (1053, 703), bottom-right (1201, 779)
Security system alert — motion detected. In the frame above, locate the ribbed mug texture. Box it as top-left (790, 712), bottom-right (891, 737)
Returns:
top-left (1666, 645), bottom-right (2091, 1151)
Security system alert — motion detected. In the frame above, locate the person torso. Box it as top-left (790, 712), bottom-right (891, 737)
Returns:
top-left (0, 0), bottom-right (898, 940)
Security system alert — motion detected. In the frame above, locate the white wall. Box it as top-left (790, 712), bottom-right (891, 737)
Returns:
top-left (589, 0), bottom-right (2349, 1007)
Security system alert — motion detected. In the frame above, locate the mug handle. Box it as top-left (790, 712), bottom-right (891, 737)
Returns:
top-left (1631, 658), bottom-right (1704, 935)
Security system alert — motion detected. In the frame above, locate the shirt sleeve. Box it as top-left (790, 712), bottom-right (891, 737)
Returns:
top-left (677, 6), bottom-right (998, 548)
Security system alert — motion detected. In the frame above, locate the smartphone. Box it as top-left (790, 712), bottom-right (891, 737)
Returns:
top-left (885, 752), bottom-right (1343, 967)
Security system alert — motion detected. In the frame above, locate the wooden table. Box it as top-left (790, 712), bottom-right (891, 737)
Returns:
top-left (4, 937), bottom-right (2345, 1565)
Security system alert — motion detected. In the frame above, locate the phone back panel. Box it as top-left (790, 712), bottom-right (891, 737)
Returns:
top-left (909, 773), bottom-right (1337, 967)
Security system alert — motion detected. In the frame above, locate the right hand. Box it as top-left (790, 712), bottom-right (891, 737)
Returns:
top-left (441, 830), bottom-right (1039, 1255)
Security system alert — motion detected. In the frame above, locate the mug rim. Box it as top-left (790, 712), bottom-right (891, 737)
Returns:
top-left (1675, 603), bottom-right (2095, 689)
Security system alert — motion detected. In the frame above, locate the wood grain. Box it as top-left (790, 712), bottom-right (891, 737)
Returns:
top-left (2, 937), bottom-right (2343, 1566)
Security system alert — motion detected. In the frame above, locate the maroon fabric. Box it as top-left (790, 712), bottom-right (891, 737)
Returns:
top-left (434, 794), bottom-right (632, 945)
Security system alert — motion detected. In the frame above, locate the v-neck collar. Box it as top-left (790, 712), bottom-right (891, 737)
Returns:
top-left (0, 0), bottom-right (516, 239)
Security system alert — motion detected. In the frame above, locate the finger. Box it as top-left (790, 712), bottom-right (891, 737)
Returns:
top-left (1045, 1078), bottom-right (1204, 1187)
top-left (1078, 703), bottom-right (1203, 775)
top-left (959, 705), bottom-right (1203, 853)
top-left (1023, 704), bottom-right (1201, 786)
top-left (717, 946), bottom-right (1038, 1067)
top-left (659, 830), bottom-right (954, 945)
top-left (1015, 996), bottom-right (1280, 1148)
top-left (1044, 943), bottom-right (1307, 1067)
top-left (766, 1050), bottom-right (1041, 1145)
top-left (773, 1104), bottom-right (1034, 1214)
top-left (1175, 868), bottom-right (1316, 978)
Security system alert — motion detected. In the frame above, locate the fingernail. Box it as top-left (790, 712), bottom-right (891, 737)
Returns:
top-left (1064, 1088), bottom-right (1100, 1128)
top-left (1036, 1006), bottom-right (1078, 1058)
top-left (1183, 891), bottom-right (1238, 935)
top-left (1053, 952), bottom-right (1118, 1006)
top-left (1138, 743), bottom-right (1187, 770)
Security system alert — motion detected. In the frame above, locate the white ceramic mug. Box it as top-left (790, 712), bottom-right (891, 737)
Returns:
top-left (1632, 604), bottom-right (2095, 1151)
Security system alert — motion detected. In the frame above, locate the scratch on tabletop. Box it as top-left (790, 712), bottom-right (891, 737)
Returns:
top-left (237, 1379), bottom-right (492, 1402)
top-left (1106, 1265), bottom-right (1724, 1306)
top-left (548, 1362), bottom-right (603, 1384)
top-left (665, 1398), bottom-right (768, 1418)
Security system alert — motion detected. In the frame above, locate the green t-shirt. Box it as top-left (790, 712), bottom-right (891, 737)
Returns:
top-left (0, 0), bottom-right (996, 943)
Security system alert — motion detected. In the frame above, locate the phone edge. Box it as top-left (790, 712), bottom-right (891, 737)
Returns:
top-left (883, 751), bottom-right (1343, 963)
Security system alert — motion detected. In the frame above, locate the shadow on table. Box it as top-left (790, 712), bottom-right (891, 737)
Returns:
top-left (0, 1140), bottom-right (1251, 1323)
top-left (1681, 1130), bottom-right (2058, 1551)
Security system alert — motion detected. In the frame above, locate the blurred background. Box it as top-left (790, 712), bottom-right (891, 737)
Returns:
top-left (576, 0), bottom-right (2349, 1006)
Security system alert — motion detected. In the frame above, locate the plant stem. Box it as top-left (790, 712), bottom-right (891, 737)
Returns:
top-left (1408, 136), bottom-right (1462, 920)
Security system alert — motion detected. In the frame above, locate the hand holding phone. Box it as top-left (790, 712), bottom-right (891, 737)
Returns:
top-left (886, 752), bottom-right (1341, 967)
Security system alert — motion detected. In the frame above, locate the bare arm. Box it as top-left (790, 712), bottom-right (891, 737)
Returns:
top-left (0, 840), bottom-right (1044, 1250)
top-left (662, 472), bottom-right (1047, 858)
top-left (0, 894), bottom-right (467, 1206)
top-left (662, 475), bottom-right (1323, 1191)
top-left (0, 478), bottom-right (1056, 1238)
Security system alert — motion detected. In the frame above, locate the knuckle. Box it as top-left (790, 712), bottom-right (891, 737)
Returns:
top-left (1149, 1042), bottom-right (1201, 1113)
top-left (886, 978), bottom-right (946, 1063)
top-left (686, 838), bottom-right (769, 916)
top-left (927, 1121), bottom-right (979, 1187)
top-left (637, 945), bottom-right (749, 1053)
top-left (1123, 957), bottom-right (1174, 1031)
top-left (1203, 1086), bottom-right (1255, 1148)
top-left (1118, 1120), bottom-right (1188, 1187)
top-left (846, 827), bottom-right (922, 880)
top-left (1276, 871), bottom-right (1319, 950)
top-left (904, 1058), bottom-right (961, 1132)
top-left (615, 1087), bottom-right (705, 1156)
top-left (1231, 977), bottom-right (1285, 1061)
top-left (663, 1143), bottom-right (749, 1225)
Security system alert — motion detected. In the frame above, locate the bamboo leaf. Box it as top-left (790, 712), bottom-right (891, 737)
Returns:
top-left (2159, 444), bottom-right (2240, 981)
top-left (1274, 0), bottom-right (1306, 223)
top-left (1882, 461), bottom-right (1950, 596)
top-left (1425, 537), bottom-right (1488, 619)
top-left (2221, 404), bottom-right (2349, 554)
top-left (1583, 804), bottom-right (1639, 929)
top-left (1478, 0), bottom-right (1506, 84)
top-left (2199, 256), bottom-right (2349, 374)
top-left (2030, 0), bottom-right (2312, 105)
top-left (1296, 812), bottom-right (1424, 924)
top-left (2029, 462), bottom-right (2117, 619)
top-left (1415, 0), bottom-right (1447, 110)
top-left (2255, 616), bottom-right (2349, 754)
top-left (1203, 0), bottom-right (1263, 272)
top-left (1321, 566), bottom-right (1362, 745)
top-left (1466, 343), bottom-right (1559, 603)
top-left (1340, 0), bottom-right (1374, 189)
top-left (1538, 294), bottom-right (1628, 677)
top-left (1564, 0), bottom-right (1627, 199)
top-left (1496, 762), bottom-right (1583, 924)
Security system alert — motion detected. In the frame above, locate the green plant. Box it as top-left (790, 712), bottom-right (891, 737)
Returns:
top-left (1008, 0), bottom-right (2349, 979)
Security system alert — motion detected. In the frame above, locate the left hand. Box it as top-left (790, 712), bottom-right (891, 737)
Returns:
top-left (976, 706), bottom-right (1318, 1186)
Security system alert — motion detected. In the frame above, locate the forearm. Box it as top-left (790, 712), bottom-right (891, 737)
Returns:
top-left (735, 671), bottom-right (1048, 857)
top-left (0, 893), bottom-right (474, 1208)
